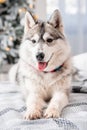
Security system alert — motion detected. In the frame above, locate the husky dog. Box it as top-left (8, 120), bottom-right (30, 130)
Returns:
top-left (9, 10), bottom-right (72, 120)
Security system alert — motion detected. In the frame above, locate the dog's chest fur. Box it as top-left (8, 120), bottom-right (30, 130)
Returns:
top-left (16, 59), bottom-right (71, 100)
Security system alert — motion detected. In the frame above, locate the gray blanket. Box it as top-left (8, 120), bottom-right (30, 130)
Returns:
top-left (0, 80), bottom-right (87, 130)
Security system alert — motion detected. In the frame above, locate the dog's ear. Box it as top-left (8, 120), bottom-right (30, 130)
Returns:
top-left (48, 10), bottom-right (64, 33)
top-left (24, 11), bottom-right (35, 32)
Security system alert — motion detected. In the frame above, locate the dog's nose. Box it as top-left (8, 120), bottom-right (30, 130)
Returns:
top-left (36, 52), bottom-right (45, 61)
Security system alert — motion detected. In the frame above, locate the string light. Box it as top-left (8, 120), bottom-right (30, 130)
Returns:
top-left (5, 47), bottom-right (10, 51)
top-left (33, 14), bottom-right (38, 20)
top-left (18, 8), bottom-right (27, 14)
top-left (9, 36), bottom-right (13, 41)
top-left (29, 0), bottom-right (38, 20)
top-left (0, 0), bottom-right (6, 4)
top-left (29, 4), bottom-right (33, 9)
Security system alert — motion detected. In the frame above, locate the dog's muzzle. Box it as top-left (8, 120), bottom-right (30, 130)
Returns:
top-left (36, 52), bottom-right (45, 61)
top-left (36, 52), bottom-right (47, 71)
top-left (36, 53), bottom-right (54, 71)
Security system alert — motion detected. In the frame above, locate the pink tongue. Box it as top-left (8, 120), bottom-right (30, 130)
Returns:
top-left (38, 62), bottom-right (47, 71)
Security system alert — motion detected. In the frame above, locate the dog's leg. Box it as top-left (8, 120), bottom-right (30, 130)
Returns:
top-left (44, 92), bottom-right (68, 118)
top-left (24, 93), bottom-right (45, 120)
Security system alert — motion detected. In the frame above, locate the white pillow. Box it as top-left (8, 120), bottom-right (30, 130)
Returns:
top-left (73, 53), bottom-right (87, 71)
top-left (72, 53), bottom-right (87, 93)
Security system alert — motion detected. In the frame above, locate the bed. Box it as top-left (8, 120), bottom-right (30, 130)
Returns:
top-left (0, 53), bottom-right (87, 130)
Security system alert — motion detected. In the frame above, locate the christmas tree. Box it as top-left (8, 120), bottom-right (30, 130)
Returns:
top-left (0, 0), bottom-right (37, 65)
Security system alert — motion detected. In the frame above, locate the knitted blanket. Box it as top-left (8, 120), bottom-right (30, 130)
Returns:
top-left (0, 81), bottom-right (87, 130)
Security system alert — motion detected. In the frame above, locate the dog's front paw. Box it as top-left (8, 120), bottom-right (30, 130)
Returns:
top-left (24, 109), bottom-right (42, 120)
top-left (44, 107), bottom-right (60, 118)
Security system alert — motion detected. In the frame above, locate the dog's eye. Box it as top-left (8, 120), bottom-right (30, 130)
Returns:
top-left (46, 38), bottom-right (53, 43)
top-left (32, 39), bottom-right (36, 44)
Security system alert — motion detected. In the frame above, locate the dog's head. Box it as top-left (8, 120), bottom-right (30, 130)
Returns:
top-left (20, 10), bottom-right (71, 71)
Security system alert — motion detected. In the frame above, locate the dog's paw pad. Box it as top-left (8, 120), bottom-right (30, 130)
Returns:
top-left (44, 108), bottom-right (60, 118)
top-left (24, 109), bottom-right (42, 120)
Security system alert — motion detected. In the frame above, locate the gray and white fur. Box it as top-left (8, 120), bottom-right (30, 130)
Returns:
top-left (9, 10), bottom-right (72, 120)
